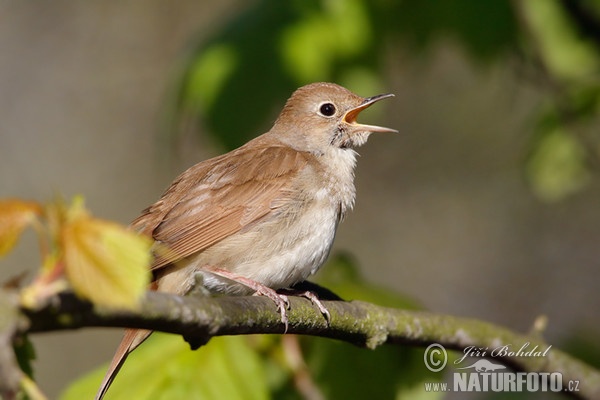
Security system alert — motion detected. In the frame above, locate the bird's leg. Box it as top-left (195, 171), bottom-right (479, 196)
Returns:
top-left (277, 288), bottom-right (331, 325)
top-left (207, 268), bottom-right (291, 332)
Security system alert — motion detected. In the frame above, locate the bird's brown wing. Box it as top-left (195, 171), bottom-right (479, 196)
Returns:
top-left (131, 141), bottom-right (309, 271)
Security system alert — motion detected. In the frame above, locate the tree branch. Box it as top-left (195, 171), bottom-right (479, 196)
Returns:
top-left (6, 290), bottom-right (600, 399)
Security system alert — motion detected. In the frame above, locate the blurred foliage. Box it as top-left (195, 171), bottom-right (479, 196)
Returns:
top-left (13, 335), bottom-right (36, 380)
top-left (64, 335), bottom-right (270, 400)
top-left (520, 0), bottom-right (600, 201)
top-left (173, 0), bottom-right (390, 150)
top-left (390, 0), bottom-right (518, 60)
top-left (561, 330), bottom-right (600, 371)
top-left (173, 0), bottom-right (518, 150)
top-left (0, 199), bottom-right (42, 257)
top-left (0, 197), bottom-right (152, 311)
top-left (171, 0), bottom-right (600, 202)
top-left (62, 255), bottom-right (442, 400)
top-left (1, 197), bottom-right (151, 399)
top-left (315, 252), bottom-right (421, 310)
top-left (526, 115), bottom-right (591, 202)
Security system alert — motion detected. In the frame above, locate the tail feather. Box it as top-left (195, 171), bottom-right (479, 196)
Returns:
top-left (95, 328), bottom-right (153, 400)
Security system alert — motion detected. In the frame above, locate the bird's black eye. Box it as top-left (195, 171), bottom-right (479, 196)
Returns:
top-left (319, 102), bottom-right (336, 117)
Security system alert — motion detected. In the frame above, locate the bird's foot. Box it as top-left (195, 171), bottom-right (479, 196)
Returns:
top-left (278, 288), bottom-right (331, 325)
top-left (207, 268), bottom-right (291, 332)
top-left (254, 287), bottom-right (290, 332)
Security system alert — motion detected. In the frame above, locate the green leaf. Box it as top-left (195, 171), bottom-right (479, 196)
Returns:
top-left (13, 335), bottom-right (36, 380)
top-left (183, 43), bottom-right (239, 111)
top-left (304, 337), bottom-right (443, 400)
top-left (61, 198), bottom-right (152, 309)
top-left (521, 0), bottom-right (599, 81)
top-left (526, 127), bottom-right (590, 202)
top-left (61, 334), bottom-right (269, 400)
top-left (280, 0), bottom-right (372, 83)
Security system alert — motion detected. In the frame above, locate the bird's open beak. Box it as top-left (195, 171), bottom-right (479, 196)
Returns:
top-left (343, 93), bottom-right (398, 133)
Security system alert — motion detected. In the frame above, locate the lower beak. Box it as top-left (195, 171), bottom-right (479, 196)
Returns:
top-left (343, 93), bottom-right (398, 133)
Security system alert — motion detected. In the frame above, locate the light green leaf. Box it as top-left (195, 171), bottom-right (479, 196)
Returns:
top-left (280, 0), bottom-right (372, 83)
top-left (61, 334), bottom-right (269, 400)
top-left (521, 0), bottom-right (599, 81)
top-left (185, 44), bottom-right (238, 111)
top-left (61, 198), bottom-right (152, 309)
top-left (526, 128), bottom-right (590, 202)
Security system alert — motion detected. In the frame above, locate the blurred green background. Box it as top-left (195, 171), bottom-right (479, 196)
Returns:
top-left (1, 1), bottom-right (599, 399)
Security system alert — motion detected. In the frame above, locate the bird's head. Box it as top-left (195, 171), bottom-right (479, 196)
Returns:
top-left (273, 82), bottom-right (397, 153)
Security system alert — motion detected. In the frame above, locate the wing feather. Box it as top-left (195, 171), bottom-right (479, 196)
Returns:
top-left (131, 139), bottom-right (309, 271)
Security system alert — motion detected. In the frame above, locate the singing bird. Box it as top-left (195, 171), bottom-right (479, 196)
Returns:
top-left (96, 82), bottom-right (396, 399)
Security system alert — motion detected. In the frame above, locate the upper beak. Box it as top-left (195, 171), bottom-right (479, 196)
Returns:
top-left (343, 93), bottom-right (398, 133)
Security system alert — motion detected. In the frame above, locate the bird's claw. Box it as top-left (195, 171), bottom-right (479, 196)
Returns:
top-left (253, 288), bottom-right (290, 332)
top-left (277, 288), bottom-right (331, 326)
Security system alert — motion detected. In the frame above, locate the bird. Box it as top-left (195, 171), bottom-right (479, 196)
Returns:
top-left (95, 82), bottom-right (396, 399)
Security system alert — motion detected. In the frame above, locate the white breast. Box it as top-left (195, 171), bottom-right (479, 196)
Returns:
top-left (242, 148), bottom-right (357, 288)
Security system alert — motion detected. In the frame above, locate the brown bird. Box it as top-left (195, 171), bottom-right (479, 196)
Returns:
top-left (96, 82), bottom-right (396, 399)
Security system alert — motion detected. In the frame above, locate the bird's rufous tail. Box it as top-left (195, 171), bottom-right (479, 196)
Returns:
top-left (95, 328), bottom-right (152, 400)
